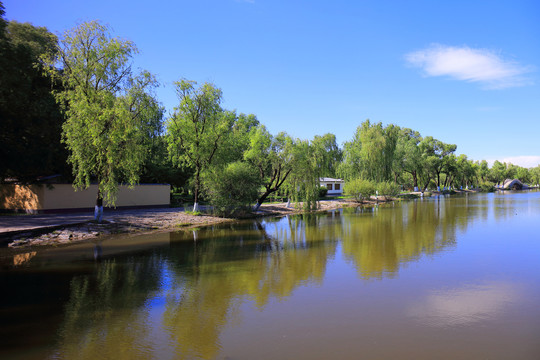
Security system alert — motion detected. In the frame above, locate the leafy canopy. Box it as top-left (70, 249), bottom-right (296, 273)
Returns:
top-left (47, 21), bottom-right (162, 204)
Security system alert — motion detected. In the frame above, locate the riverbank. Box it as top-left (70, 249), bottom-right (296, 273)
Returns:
top-left (4, 190), bottom-right (484, 248)
top-left (3, 199), bottom-right (354, 248)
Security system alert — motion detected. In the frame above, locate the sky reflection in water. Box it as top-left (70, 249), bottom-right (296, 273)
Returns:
top-left (1, 191), bottom-right (540, 359)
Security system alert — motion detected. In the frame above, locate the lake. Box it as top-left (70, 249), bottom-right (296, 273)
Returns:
top-left (1, 191), bottom-right (540, 359)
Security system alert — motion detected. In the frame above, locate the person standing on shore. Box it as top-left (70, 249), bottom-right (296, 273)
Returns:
top-left (95, 196), bottom-right (103, 223)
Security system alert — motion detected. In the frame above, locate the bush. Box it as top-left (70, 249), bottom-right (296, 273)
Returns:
top-left (318, 186), bottom-right (328, 198)
top-left (376, 181), bottom-right (400, 197)
top-left (479, 181), bottom-right (496, 192)
top-left (344, 178), bottom-right (376, 202)
top-left (203, 162), bottom-right (262, 217)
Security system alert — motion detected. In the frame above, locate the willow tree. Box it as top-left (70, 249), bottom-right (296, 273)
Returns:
top-left (47, 21), bottom-right (162, 218)
top-left (419, 136), bottom-right (457, 189)
top-left (286, 139), bottom-right (320, 211)
top-left (167, 80), bottom-right (234, 212)
top-left (394, 128), bottom-right (423, 190)
top-left (311, 133), bottom-right (342, 178)
top-left (339, 120), bottom-right (398, 182)
top-left (244, 127), bottom-right (295, 211)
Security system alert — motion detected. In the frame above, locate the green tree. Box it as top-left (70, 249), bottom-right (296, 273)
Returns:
top-left (215, 112), bottom-right (260, 165)
top-left (394, 128), bottom-right (423, 190)
top-left (203, 161), bottom-right (262, 217)
top-left (376, 180), bottom-right (400, 198)
top-left (489, 160), bottom-right (506, 185)
top-left (167, 79), bottom-right (234, 211)
top-left (529, 165), bottom-right (540, 186)
top-left (514, 165), bottom-right (530, 183)
top-left (244, 127), bottom-right (295, 211)
top-left (344, 178), bottom-right (375, 202)
top-left (450, 154), bottom-right (476, 188)
top-left (418, 136), bottom-right (456, 190)
top-left (286, 139), bottom-right (320, 211)
top-left (338, 128), bottom-right (363, 181)
top-left (339, 120), bottom-right (398, 183)
top-left (0, 12), bottom-right (69, 181)
top-left (311, 133), bottom-right (343, 178)
top-left (477, 160), bottom-right (490, 183)
top-left (46, 21), bottom-right (162, 212)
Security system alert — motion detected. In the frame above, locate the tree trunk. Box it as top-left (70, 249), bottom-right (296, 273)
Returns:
top-left (412, 171), bottom-right (418, 189)
top-left (254, 190), bottom-right (272, 212)
top-left (422, 176), bottom-right (431, 192)
top-left (193, 168), bottom-right (200, 212)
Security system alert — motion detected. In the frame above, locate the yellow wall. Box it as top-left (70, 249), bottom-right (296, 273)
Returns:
top-left (1, 184), bottom-right (170, 212)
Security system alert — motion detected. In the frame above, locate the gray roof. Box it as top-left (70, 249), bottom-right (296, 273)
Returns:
top-left (319, 177), bottom-right (344, 182)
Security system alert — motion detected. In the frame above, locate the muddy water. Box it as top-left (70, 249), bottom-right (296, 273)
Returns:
top-left (1, 191), bottom-right (540, 359)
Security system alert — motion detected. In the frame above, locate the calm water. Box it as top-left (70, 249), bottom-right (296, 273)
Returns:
top-left (1, 191), bottom-right (540, 359)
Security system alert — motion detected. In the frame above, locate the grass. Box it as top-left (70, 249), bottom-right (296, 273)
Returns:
top-left (175, 222), bottom-right (193, 227)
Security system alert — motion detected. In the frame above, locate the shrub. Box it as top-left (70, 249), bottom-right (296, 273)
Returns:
top-left (376, 181), bottom-right (400, 197)
top-left (344, 178), bottom-right (376, 202)
top-left (318, 186), bottom-right (328, 198)
top-left (479, 181), bottom-right (496, 192)
top-left (203, 162), bottom-right (262, 217)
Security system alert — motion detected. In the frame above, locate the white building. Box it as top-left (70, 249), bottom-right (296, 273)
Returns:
top-left (319, 177), bottom-right (344, 196)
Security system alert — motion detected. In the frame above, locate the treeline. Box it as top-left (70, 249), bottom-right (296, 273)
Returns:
top-left (1, 8), bottom-right (539, 215)
top-left (340, 120), bottom-right (540, 200)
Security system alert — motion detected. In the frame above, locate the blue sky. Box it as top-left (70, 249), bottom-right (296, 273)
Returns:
top-left (4, 0), bottom-right (540, 167)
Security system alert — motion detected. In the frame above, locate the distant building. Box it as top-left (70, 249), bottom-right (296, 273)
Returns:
top-left (319, 177), bottom-right (344, 196)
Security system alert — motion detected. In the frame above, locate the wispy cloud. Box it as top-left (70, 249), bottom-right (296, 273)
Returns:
top-left (405, 44), bottom-right (533, 89)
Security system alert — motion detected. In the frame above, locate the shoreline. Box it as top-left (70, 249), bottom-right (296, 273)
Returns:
top-left (3, 190), bottom-right (487, 249)
top-left (4, 199), bottom-right (356, 249)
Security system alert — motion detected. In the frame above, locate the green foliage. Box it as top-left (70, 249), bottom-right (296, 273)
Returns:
top-left (215, 112), bottom-right (260, 165)
top-left (245, 128), bottom-right (295, 209)
top-left (311, 133), bottom-right (342, 178)
top-left (530, 165), bottom-right (540, 186)
top-left (394, 128), bottom-right (423, 189)
top-left (488, 160), bottom-right (506, 184)
top-left (344, 178), bottom-right (376, 202)
top-left (418, 136), bottom-right (457, 189)
top-left (286, 139), bottom-right (320, 211)
top-left (139, 135), bottom-right (192, 187)
top-left (167, 79), bottom-right (233, 210)
top-left (477, 160), bottom-right (490, 182)
top-left (0, 15), bottom-right (69, 181)
top-left (376, 181), bottom-right (400, 197)
top-left (318, 186), bottom-right (328, 198)
top-left (45, 21), bottom-right (162, 205)
top-left (479, 181), bottom-right (495, 192)
top-left (340, 120), bottom-right (399, 182)
top-left (203, 161), bottom-right (261, 217)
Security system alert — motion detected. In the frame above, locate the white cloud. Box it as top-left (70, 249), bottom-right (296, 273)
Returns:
top-left (486, 156), bottom-right (540, 168)
top-left (405, 44), bottom-right (533, 89)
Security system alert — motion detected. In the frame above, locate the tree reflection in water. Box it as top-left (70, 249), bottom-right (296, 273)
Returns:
top-left (52, 195), bottom-right (487, 359)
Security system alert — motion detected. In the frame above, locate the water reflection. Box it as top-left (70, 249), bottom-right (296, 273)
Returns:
top-left (54, 255), bottom-right (165, 359)
top-left (1, 192), bottom-right (539, 359)
top-left (408, 282), bottom-right (522, 327)
top-left (54, 202), bottom-right (473, 359)
top-left (339, 197), bottom-right (475, 279)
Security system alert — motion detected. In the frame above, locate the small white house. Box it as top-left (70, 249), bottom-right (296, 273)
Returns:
top-left (319, 177), bottom-right (344, 196)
